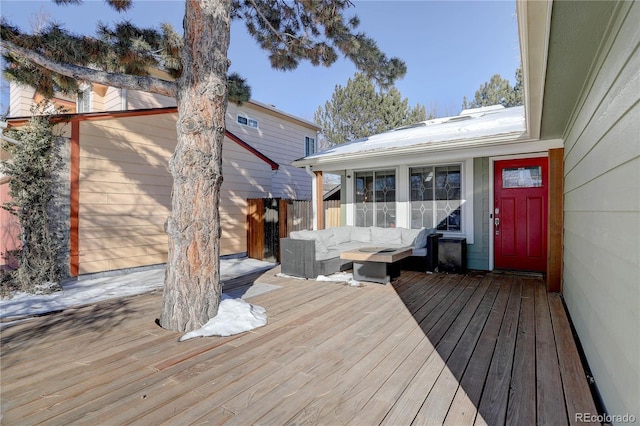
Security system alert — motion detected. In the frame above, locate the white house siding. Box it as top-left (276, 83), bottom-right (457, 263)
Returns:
top-left (226, 102), bottom-right (314, 200)
top-left (103, 87), bottom-right (123, 111)
top-left (562, 2), bottom-right (639, 420)
top-left (91, 88), bottom-right (105, 112)
top-left (127, 90), bottom-right (176, 110)
top-left (8, 83), bottom-right (35, 117)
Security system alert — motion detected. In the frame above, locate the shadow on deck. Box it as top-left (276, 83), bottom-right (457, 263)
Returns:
top-left (0, 267), bottom-right (599, 425)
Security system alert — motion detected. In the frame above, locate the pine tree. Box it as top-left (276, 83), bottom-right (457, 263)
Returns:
top-left (463, 66), bottom-right (523, 109)
top-left (1, 0), bottom-right (407, 332)
top-left (1, 102), bottom-right (66, 295)
top-left (314, 73), bottom-right (428, 146)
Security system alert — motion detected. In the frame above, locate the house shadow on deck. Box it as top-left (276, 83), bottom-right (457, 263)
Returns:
top-left (387, 270), bottom-right (599, 425)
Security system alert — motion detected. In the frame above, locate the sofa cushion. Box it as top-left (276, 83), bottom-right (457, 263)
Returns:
top-left (315, 228), bottom-right (337, 249)
top-left (335, 241), bottom-right (367, 251)
top-left (289, 229), bottom-right (329, 253)
top-left (351, 227), bottom-right (371, 242)
top-left (371, 227), bottom-right (403, 245)
top-left (412, 247), bottom-right (428, 256)
top-left (316, 249), bottom-right (341, 261)
top-left (401, 228), bottom-right (422, 246)
top-left (332, 226), bottom-right (354, 245)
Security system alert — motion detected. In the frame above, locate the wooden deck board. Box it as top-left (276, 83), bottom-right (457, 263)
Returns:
top-left (382, 275), bottom-right (493, 425)
top-left (548, 293), bottom-right (599, 424)
top-left (535, 282), bottom-right (569, 425)
top-left (506, 278), bottom-right (536, 425)
top-left (412, 274), bottom-right (497, 425)
top-left (79, 284), bottom-right (376, 423)
top-left (444, 276), bottom-right (513, 425)
top-left (0, 267), bottom-right (600, 425)
top-left (475, 277), bottom-right (522, 425)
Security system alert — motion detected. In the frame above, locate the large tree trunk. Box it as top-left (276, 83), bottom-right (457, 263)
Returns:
top-left (159, 0), bottom-right (232, 332)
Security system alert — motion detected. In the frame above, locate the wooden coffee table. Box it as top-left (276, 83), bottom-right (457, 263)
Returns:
top-left (340, 247), bottom-right (412, 284)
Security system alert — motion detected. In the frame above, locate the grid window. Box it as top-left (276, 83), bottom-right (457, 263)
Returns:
top-left (305, 136), bottom-right (315, 156)
top-left (354, 170), bottom-right (396, 227)
top-left (410, 165), bottom-right (462, 232)
top-left (237, 115), bottom-right (258, 128)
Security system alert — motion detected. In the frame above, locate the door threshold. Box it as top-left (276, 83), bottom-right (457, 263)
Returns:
top-left (492, 269), bottom-right (545, 278)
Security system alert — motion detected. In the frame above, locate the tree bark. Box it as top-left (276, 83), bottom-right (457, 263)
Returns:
top-left (159, 0), bottom-right (231, 332)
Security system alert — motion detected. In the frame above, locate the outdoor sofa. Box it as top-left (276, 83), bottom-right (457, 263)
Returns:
top-left (280, 226), bottom-right (440, 279)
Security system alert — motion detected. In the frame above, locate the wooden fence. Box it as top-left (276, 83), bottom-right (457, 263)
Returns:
top-left (247, 198), bottom-right (341, 262)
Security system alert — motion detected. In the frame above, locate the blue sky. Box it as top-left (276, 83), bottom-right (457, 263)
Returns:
top-left (1, 1), bottom-right (520, 121)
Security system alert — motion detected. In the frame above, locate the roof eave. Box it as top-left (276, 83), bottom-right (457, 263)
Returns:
top-left (292, 131), bottom-right (527, 168)
top-left (516, 0), bottom-right (553, 141)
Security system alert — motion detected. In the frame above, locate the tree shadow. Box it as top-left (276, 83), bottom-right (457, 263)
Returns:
top-left (387, 271), bottom-right (551, 424)
top-left (0, 293), bottom-right (147, 362)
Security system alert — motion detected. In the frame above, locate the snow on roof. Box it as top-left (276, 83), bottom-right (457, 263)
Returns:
top-left (299, 105), bottom-right (526, 165)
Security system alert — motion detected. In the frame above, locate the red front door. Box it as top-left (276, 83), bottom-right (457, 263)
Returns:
top-left (494, 157), bottom-right (548, 272)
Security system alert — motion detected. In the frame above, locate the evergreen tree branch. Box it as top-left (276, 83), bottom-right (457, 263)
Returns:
top-left (1, 38), bottom-right (176, 97)
top-left (247, 0), bottom-right (289, 43)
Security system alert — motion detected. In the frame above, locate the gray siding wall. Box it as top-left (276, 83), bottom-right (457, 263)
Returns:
top-left (562, 2), bottom-right (639, 419)
top-left (467, 157), bottom-right (490, 270)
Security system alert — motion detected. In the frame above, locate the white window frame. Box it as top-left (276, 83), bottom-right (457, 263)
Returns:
top-left (352, 167), bottom-right (398, 228)
top-left (408, 162), bottom-right (465, 234)
top-left (77, 85), bottom-right (91, 113)
top-left (236, 114), bottom-right (259, 129)
top-left (345, 159), bottom-right (473, 243)
top-left (305, 136), bottom-right (316, 156)
top-left (403, 159), bottom-right (473, 243)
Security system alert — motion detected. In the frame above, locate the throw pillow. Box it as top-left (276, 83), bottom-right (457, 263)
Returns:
top-left (401, 228), bottom-right (422, 246)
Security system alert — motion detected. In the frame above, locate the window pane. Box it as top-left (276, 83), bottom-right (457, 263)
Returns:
top-left (355, 172), bottom-right (373, 226)
top-left (376, 171), bottom-right (395, 227)
top-left (411, 201), bottom-right (434, 229)
top-left (502, 166), bottom-right (542, 188)
top-left (77, 88), bottom-right (90, 113)
top-left (355, 170), bottom-right (395, 227)
top-left (410, 167), bottom-right (435, 229)
top-left (411, 165), bottom-right (462, 231)
top-left (435, 165), bottom-right (462, 231)
top-left (305, 136), bottom-right (315, 156)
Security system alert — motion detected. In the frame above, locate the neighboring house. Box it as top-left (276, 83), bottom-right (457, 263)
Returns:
top-left (295, 0), bottom-right (639, 420)
top-left (322, 183), bottom-right (341, 201)
top-left (4, 85), bottom-right (319, 275)
top-left (0, 173), bottom-right (19, 269)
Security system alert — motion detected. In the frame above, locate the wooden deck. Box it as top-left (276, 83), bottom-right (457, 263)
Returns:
top-left (1, 268), bottom-right (599, 425)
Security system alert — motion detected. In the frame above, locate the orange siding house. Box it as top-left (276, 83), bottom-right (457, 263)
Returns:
top-left (6, 86), bottom-right (319, 275)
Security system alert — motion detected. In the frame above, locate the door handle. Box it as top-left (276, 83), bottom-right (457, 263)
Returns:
top-left (494, 218), bottom-right (500, 235)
